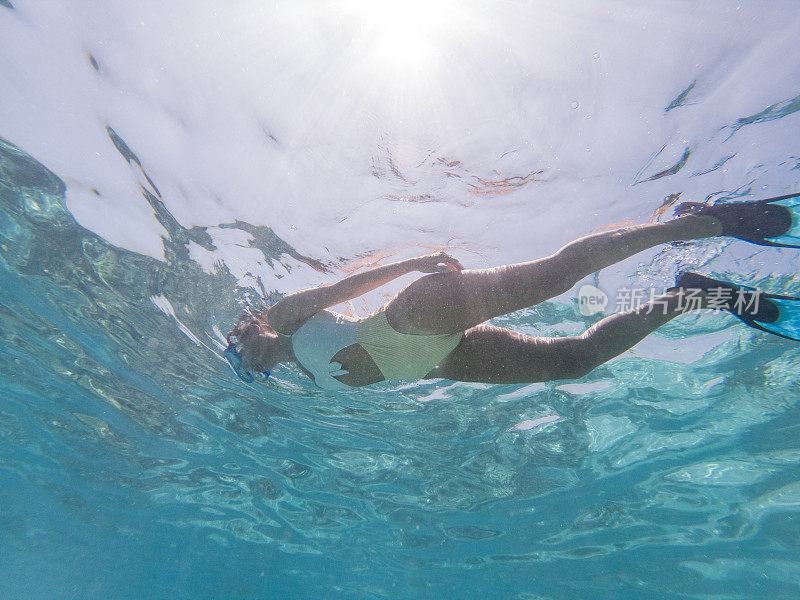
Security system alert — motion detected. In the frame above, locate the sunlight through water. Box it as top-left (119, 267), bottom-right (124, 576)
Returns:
top-left (338, 0), bottom-right (465, 73)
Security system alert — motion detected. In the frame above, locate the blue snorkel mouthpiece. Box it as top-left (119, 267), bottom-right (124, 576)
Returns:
top-left (224, 342), bottom-right (271, 382)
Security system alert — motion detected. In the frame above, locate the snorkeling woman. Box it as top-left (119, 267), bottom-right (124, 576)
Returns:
top-left (226, 193), bottom-right (800, 390)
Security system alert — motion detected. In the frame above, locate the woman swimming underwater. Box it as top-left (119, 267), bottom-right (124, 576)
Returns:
top-left (226, 194), bottom-right (800, 390)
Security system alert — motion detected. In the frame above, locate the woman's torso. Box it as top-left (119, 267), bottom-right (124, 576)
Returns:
top-left (287, 310), bottom-right (384, 388)
top-left (286, 308), bottom-right (464, 389)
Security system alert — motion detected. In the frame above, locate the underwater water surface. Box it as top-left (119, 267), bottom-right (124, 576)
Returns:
top-left (2, 1), bottom-right (800, 599)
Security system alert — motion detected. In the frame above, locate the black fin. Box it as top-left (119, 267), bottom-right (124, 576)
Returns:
top-left (674, 271), bottom-right (800, 341)
top-left (674, 192), bottom-right (800, 248)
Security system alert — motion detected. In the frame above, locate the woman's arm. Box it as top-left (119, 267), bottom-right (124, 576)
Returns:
top-left (267, 252), bottom-right (462, 334)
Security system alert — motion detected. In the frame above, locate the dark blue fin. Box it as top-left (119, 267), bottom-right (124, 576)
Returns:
top-left (745, 294), bottom-right (800, 341)
top-left (675, 271), bottom-right (800, 341)
top-left (763, 195), bottom-right (800, 247)
top-left (674, 191), bottom-right (800, 248)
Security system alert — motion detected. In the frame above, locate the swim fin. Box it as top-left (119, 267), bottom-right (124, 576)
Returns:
top-left (674, 191), bottom-right (800, 248)
top-left (676, 271), bottom-right (800, 341)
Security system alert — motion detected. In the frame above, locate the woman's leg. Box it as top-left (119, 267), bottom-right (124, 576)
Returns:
top-left (427, 290), bottom-right (690, 383)
top-left (388, 215), bottom-right (721, 334)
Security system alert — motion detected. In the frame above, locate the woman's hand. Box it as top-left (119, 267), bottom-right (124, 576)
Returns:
top-left (412, 251), bottom-right (464, 273)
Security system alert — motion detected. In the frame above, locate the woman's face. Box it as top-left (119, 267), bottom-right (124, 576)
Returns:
top-left (228, 312), bottom-right (281, 373)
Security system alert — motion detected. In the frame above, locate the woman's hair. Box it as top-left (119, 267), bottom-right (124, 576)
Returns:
top-left (228, 309), bottom-right (276, 345)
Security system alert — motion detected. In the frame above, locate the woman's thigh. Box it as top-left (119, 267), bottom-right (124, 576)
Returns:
top-left (384, 269), bottom-right (534, 335)
top-left (385, 262), bottom-right (570, 335)
top-left (385, 271), bottom-right (484, 334)
top-left (425, 325), bottom-right (595, 384)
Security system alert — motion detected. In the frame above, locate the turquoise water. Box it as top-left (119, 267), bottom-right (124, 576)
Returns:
top-left (2, 137), bottom-right (800, 598)
top-left (3, 1), bottom-right (800, 598)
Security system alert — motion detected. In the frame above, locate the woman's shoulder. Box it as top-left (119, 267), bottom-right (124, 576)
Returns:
top-left (271, 308), bottom-right (357, 336)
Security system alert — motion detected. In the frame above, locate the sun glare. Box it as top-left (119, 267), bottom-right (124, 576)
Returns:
top-left (340, 0), bottom-right (461, 72)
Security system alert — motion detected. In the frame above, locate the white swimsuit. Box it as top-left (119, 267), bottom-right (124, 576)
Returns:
top-left (290, 311), bottom-right (355, 390)
top-left (290, 309), bottom-right (463, 390)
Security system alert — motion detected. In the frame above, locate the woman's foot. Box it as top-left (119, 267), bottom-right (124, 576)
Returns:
top-left (672, 272), bottom-right (800, 341)
top-left (674, 193), bottom-right (800, 248)
top-left (673, 272), bottom-right (775, 320)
